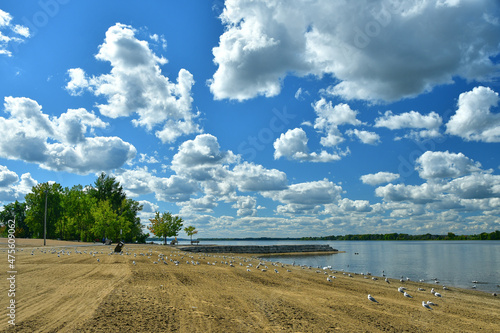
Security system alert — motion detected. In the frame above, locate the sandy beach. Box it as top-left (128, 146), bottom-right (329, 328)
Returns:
top-left (0, 238), bottom-right (498, 332)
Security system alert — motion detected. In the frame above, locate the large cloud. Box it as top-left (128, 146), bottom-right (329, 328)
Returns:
top-left (446, 86), bottom-right (500, 142)
top-left (0, 9), bottom-right (30, 57)
top-left (117, 134), bottom-right (288, 206)
top-left (209, 0), bottom-right (500, 102)
top-left (416, 151), bottom-right (482, 179)
top-left (66, 23), bottom-right (201, 143)
top-left (171, 134), bottom-right (238, 181)
top-left (0, 96), bottom-right (136, 174)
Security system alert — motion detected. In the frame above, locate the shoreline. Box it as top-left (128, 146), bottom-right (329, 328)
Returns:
top-left (1, 241), bottom-right (498, 332)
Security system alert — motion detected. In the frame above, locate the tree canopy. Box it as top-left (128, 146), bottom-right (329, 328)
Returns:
top-left (184, 225), bottom-right (198, 242)
top-left (0, 173), bottom-right (148, 243)
top-left (148, 212), bottom-right (184, 245)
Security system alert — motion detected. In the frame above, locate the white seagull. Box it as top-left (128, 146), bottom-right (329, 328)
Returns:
top-left (422, 301), bottom-right (433, 310)
top-left (403, 291), bottom-right (413, 298)
top-left (368, 294), bottom-right (379, 303)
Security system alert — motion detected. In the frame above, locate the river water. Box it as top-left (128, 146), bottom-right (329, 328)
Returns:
top-left (205, 240), bottom-right (500, 293)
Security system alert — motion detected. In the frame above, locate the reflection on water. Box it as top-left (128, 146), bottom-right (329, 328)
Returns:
top-left (212, 240), bottom-right (500, 293)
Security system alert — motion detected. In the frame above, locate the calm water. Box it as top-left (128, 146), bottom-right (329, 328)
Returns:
top-left (207, 240), bottom-right (500, 293)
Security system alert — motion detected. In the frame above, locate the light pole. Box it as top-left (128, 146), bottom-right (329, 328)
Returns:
top-left (44, 190), bottom-right (48, 246)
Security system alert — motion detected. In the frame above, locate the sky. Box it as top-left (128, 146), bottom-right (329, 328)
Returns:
top-left (0, 0), bottom-right (500, 238)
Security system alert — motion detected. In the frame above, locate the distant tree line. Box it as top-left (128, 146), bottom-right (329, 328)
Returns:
top-left (301, 231), bottom-right (500, 241)
top-left (0, 173), bottom-right (148, 243)
top-left (199, 237), bottom-right (301, 241)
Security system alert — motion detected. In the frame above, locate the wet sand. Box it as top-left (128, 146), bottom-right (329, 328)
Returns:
top-left (0, 239), bottom-right (498, 332)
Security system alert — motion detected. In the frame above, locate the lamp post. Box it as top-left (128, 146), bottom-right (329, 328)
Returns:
top-left (44, 190), bottom-right (48, 246)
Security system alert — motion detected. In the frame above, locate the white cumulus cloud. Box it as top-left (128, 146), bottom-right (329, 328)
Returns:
top-left (209, 0), bottom-right (500, 102)
top-left (0, 166), bottom-right (37, 202)
top-left (446, 86), bottom-right (500, 142)
top-left (346, 129), bottom-right (381, 145)
top-left (374, 110), bottom-right (442, 139)
top-left (416, 151), bottom-right (483, 179)
top-left (263, 178), bottom-right (343, 215)
top-left (65, 23), bottom-right (201, 143)
top-left (360, 171), bottom-right (400, 186)
top-left (313, 99), bottom-right (362, 147)
top-left (0, 96), bottom-right (136, 174)
top-left (273, 128), bottom-right (341, 162)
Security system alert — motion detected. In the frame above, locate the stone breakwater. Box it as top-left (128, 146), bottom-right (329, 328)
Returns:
top-left (177, 244), bottom-right (337, 254)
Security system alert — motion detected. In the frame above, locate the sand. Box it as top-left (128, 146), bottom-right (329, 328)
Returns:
top-left (0, 238), bottom-right (498, 332)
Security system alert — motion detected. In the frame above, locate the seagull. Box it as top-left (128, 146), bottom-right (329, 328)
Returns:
top-left (426, 301), bottom-right (437, 306)
top-left (431, 288), bottom-right (436, 295)
top-left (368, 294), bottom-right (379, 303)
top-left (434, 292), bottom-right (442, 297)
top-left (422, 301), bottom-right (433, 310)
top-left (404, 291), bottom-right (413, 298)
top-left (385, 278), bottom-right (390, 284)
top-left (398, 287), bottom-right (406, 293)
top-left (327, 277), bottom-right (332, 282)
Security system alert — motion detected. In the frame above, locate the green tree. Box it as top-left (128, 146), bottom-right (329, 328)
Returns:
top-left (25, 182), bottom-right (63, 239)
top-left (184, 225), bottom-right (198, 242)
top-left (0, 201), bottom-right (29, 237)
top-left (118, 198), bottom-right (145, 243)
top-left (89, 173), bottom-right (126, 212)
top-left (91, 200), bottom-right (130, 242)
top-left (148, 212), bottom-right (183, 245)
top-left (87, 173), bottom-right (145, 242)
top-left (61, 185), bottom-right (97, 241)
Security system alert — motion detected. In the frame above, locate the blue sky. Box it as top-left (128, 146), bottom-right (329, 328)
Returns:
top-left (1, 0), bottom-right (500, 238)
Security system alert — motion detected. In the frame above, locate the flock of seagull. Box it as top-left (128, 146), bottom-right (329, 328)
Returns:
top-left (20, 245), bottom-right (498, 313)
top-left (368, 284), bottom-right (446, 310)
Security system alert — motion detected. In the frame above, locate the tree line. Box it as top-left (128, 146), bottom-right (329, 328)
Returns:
top-left (0, 173), bottom-right (148, 243)
top-left (301, 231), bottom-right (500, 241)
